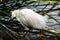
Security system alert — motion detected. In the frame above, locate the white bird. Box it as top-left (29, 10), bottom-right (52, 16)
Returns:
top-left (11, 8), bottom-right (48, 30)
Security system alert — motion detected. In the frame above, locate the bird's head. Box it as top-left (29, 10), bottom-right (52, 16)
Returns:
top-left (11, 9), bottom-right (20, 19)
top-left (11, 11), bottom-right (16, 18)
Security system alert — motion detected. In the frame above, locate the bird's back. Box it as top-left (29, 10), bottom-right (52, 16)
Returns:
top-left (15, 9), bottom-right (48, 29)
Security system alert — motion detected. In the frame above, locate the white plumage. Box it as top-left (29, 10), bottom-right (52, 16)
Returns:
top-left (11, 8), bottom-right (48, 30)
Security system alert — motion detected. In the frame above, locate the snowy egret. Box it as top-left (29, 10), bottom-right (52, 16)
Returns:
top-left (11, 8), bottom-right (48, 30)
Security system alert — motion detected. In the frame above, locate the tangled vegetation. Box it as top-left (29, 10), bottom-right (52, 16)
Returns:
top-left (0, 0), bottom-right (60, 40)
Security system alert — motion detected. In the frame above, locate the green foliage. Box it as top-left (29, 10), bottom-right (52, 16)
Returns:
top-left (30, 0), bottom-right (58, 2)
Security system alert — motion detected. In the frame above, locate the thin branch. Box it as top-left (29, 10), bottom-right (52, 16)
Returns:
top-left (0, 23), bottom-right (20, 40)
